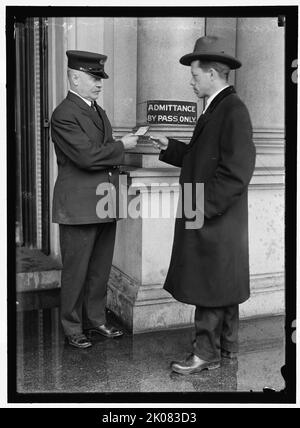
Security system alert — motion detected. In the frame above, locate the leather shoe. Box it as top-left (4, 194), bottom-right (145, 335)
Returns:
top-left (171, 354), bottom-right (220, 375)
top-left (66, 333), bottom-right (92, 349)
top-left (221, 350), bottom-right (238, 360)
top-left (85, 323), bottom-right (124, 338)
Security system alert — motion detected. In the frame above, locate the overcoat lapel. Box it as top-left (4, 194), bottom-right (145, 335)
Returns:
top-left (188, 86), bottom-right (236, 149)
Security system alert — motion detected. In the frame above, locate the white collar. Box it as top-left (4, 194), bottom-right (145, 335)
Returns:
top-left (203, 85), bottom-right (230, 114)
top-left (69, 89), bottom-right (92, 107)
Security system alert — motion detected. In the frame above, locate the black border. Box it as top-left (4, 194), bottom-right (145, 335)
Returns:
top-left (7, 5), bottom-right (297, 405)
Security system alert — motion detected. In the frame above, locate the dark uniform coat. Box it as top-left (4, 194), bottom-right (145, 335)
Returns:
top-left (51, 91), bottom-right (124, 224)
top-left (159, 86), bottom-right (256, 307)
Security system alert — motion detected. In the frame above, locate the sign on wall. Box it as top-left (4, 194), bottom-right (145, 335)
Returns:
top-left (147, 100), bottom-right (197, 125)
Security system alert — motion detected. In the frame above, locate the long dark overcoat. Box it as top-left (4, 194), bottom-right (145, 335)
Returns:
top-left (159, 86), bottom-right (256, 307)
top-left (51, 91), bottom-right (124, 224)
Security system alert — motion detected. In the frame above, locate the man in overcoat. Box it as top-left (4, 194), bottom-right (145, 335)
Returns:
top-left (151, 36), bottom-right (256, 374)
top-left (51, 50), bottom-right (138, 348)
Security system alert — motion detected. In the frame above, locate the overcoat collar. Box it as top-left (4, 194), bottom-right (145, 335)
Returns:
top-left (66, 91), bottom-right (105, 133)
top-left (189, 85), bottom-right (236, 148)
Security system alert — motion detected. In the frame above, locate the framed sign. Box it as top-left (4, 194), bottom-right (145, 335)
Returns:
top-left (147, 100), bottom-right (197, 125)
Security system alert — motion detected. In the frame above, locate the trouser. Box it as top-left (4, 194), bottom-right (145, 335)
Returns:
top-left (59, 222), bottom-right (116, 336)
top-left (193, 305), bottom-right (239, 362)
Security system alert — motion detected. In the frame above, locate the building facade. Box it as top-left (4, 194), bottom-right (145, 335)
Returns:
top-left (16, 16), bottom-right (285, 333)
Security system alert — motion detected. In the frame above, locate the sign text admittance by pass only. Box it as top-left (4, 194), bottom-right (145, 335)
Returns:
top-left (147, 100), bottom-right (197, 125)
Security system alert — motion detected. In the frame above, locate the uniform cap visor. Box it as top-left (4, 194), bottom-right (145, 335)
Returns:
top-left (73, 67), bottom-right (109, 79)
top-left (85, 70), bottom-right (109, 79)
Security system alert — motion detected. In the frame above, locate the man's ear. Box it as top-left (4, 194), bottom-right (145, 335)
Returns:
top-left (72, 72), bottom-right (79, 87)
top-left (210, 68), bottom-right (217, 81)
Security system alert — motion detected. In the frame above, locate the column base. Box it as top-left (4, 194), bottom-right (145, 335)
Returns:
top-left (107, 267), bottom-right (284, 334)
top-left (107, 266), bottom-right (195, 334)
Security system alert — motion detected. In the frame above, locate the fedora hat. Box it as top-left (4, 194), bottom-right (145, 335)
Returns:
top-left (180, 36), bottom-right (241, 69)
top-left (66, 50), bottom-right (109, 79)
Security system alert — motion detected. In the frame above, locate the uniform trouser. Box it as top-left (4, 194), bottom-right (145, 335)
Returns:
top-left (59, 222), bottom-right (116, 336)
top-left (193, 305), bottom-right (239, 362)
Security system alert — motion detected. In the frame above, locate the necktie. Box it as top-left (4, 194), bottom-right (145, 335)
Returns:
top-left (91, 101), bottom-right (104, 129)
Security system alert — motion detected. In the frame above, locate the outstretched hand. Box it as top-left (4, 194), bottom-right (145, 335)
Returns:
top-left (150, 134), bottom-right (169, 150)
top-left (121, 133), bottom-right (138, 150)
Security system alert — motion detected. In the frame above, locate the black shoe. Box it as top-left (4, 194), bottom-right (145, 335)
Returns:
top-left (85, 323), bottom-right (124, 338)
top-left (221, 350), bottom-right (238, 360)
top-left (66, 333), bottom-right (92, 349)
top-left (171, 354), bottom-right (220, 375)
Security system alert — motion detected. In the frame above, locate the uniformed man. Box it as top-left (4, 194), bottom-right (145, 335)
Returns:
top-left (51, 50), bottom-right (138, 348)
top-left (151, 36), bottom-right (256, 374)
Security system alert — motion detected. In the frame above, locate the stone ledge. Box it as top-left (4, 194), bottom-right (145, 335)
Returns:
top-left (16, 247), bottom-right (62, 292)
top-left (17, 270), bottom-right (61, 292)
top-left (17, 247), bottom-right (62, 273)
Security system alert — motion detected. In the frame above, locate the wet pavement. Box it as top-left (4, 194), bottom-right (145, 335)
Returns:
top-left (16, 309), bottom-right (285, 394)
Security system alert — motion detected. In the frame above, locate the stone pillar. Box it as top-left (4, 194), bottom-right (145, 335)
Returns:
top-left (103, 18), bottom-right (138, 132)
top-left (205, 17), bottom-right (238, 86)
top-left (136, 17), bottom-right (205, 125)
top-left (65, 17), bottom-right (106, 106)
top-left (235, 18), bottom-right (285, 317)
top-left (108, 168), bottom-right (197, 333)
top-left (48, 17), bottom-right (107, 259)
top-left (48, 17), bottom-right (68, 259)
top-left (49, 17), bottom-right (138, 257)
top-left (205, 17), bottom-right (285, 317)
top-left (108, 18), bottom-right (206, 333)
top-left (123, 18), bottom-right (205, 169)
top-left (235, 17), bottom-right (284, 128)
top-left (59, 17), bottom-right (137, 130)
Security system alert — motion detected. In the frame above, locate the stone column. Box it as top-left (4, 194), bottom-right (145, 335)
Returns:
top-left (235, 17), bottom-right (284, 128)
top-left (123, 18), bottom-right (205, 169)
top-left (136, 17), bottom-right (205, 125)
top-left (48, 17), bottom-right (68, 258)
top-left (204, 17), bottom-right (285, 317)
top-left (60, 17), bottom-right (138, 131)
top-left (103, 18), bottom-right (138, 132)
top-left (49, 17), bottom-right (108, 259)
top-left (49, 17), bottom-right (138, 255)
top-left (108, 18), bottom-right (206, 333)
top-left (235, 18), bottom-right (285, 317)
top-left (65, 17), bottom-right (106, 106)
top-left (205, 17), bottom-right (238, 86)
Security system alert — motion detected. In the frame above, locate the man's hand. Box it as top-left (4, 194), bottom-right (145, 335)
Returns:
top-left (121, 133), bottom-right (138, 150)
top-left (150, 134), bottom-right (169, 150)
